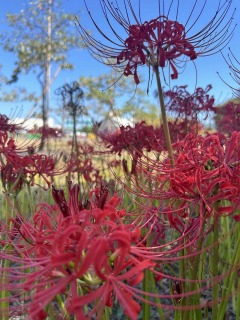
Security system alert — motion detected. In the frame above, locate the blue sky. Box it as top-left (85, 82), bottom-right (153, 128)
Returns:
top-left (0, 0), bottom-right (240, 125)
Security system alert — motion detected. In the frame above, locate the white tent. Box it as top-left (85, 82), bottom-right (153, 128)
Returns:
top-left (98, 116), bottom-right (134, 134)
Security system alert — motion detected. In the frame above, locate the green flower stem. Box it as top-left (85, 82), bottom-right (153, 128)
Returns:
top-left (0, 259), bottom-right (9, 320)
top-left (153, 65), bottom-right (174, 165)
top-left (27, 182), bottom-right (34, 215)
top-left (217, 224), bottom-right (240, 320)
top-left (142, 269), bottom-right (166, 320)
top-left (178, 242), bottom-right (187, 319)
top-left (210, 218), bottom-right (219, 319)
top-left (179, 243), bottom-right (186, 293)
top-left (56, 294), bottom-right (70, 320)
top-left (142, 228), bottom-right (165, 320)
top-left (221, 211), bottom-right (231, 263)
top-left (142, 268), bottom-right (151, 320)
top-left (100, 306), bottom-right (111, 320)
top-left (1, 199), bottom-right (11, 320)
top-left (182, 220), bottom-right (205, 320)
top-left (13, 195), bottom-right (22, 217)
top-left (236, 277), bottom-right (240, 320)
top-left (149, 273), bottom-right (166, 320)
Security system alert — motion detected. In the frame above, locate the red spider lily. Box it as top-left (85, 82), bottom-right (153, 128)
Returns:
top-left (215, 101), bottom-right (240, 135)
top-left (0, 131), bottom-right (18, 159)
top-left (0, 133), bottom-right (29, 189)
top-left (161, 120), bottom-right (204, 147)
top-left (52, 182), bottom-right (90, 217)
top-left (0, 186), bottom-right (155, 319)
top-left (115, 17), bottom-right (197, 83)
top-left (0, 114), bottom-right (22, 133)
top-left (67, 156), bottom-right (102, 183)
top-left (28, 125), bottom-right (64, 139)
top-left (52, 185), bottom-right (69, 217)
top-left (76, 0), bottom-right (235, 84)
top-left (65, 141), bottom-right (112, 191)
top-left (1, 147), bottom-right (67, 188)
top-left (127, 132), bottom-right (240, 221)
top-left (142, 206), bottom-right (166, 246)
top-left (1, 163), bottom-right (24, 194)
top-left (13, 153), bottom-right (63, 187)
top-left (22, 154), bottom-right (61, 184)
top-left (77, 141), bottom-right (95, 155)
top-left (171, 133), bottom-right (240, 212)
top-left (99, 121), bottom-right (166, 178)
top-left (164, 85), bottom-right (215, 128)
top-left (100, 121), bottom-right (163, 155)
top-left (99, 120), bottom-right (205, 161)
top-left (89, 183), bottom-right (109, 210)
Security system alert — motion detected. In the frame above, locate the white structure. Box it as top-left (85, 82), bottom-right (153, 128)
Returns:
top-left (98, 116), bottom-right (134, 134)
top-left (12, 117), bottom-right (58, 130)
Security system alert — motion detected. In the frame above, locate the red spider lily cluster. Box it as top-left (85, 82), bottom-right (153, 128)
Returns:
top-left (0, 183), bottom-right (156, 319)
top-left (1, 160), bottom-right (238, 320)
top-left (0, 1), bottom-right (239, 319)
top-left (164, 85), bottom-right (216, 122)
top-left (0, 117), bottom-right (67, 191)
top-left (99, 121), bottom-right (163, 155)
top-left (0, 144), bottom-right (65, 190)
top-left (64, 141), bottom-right (105, 184)
top-left (215, 101), bottom-right (240, 135)
top-left (67, 156), bottom-right (102, 184)
top-left (0, 120), bottom-right (239, 319)
top-left (0, 114), bottom-right (22, 133)
top-left (99, 117), bottom-right (205, 161)
top-left (28, 126), bottom-right (64, 139)
top-left (128, 131), bottom-right (240, 223)
top-left (2, 176), bottom-right (229, 319)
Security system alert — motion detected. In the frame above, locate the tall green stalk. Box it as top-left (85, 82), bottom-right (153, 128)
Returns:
top-left (0, 259), bottom-right (9, 320)
top-left (27, 182), bottom-right (34, 216)
top-left (182, 219), bottom-right (206, 320)
top-left (142, 268), bottom-right (166, 320)
top-left (0, 198), bottom-right (11, 320)
top-left (217, 224), bottom-right (240, 320)
top-left (236, 277), bottom-right (240, 320)
top-left (153, 65), bottom-right (174, 165)
top-left (210, 218), bottom-right (219, 319)
top-left (142, 269), bottom-right (151, 320)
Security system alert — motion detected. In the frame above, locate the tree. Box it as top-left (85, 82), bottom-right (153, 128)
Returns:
top-left (55, 81), bottom-right (86, 156)
top-left (1, 0), bottom-right (84, 149)
top-left (120, 97), bottom-right (159, 126)
top-left (79, 71), bottom-right (158, 124)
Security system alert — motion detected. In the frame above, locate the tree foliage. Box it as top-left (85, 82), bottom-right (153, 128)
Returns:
top-left (79, 71), bottom-right (158, 124)
top-left (0, 0), bottom-right (84, 148)
top-left (2, 0), bottom-right (81, 82)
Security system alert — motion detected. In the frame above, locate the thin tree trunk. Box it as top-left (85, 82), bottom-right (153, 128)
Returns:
top-left (39, 0), bottom-right (52, 151)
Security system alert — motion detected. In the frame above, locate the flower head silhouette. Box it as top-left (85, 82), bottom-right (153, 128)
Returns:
top-left (76, 0), bottom-right (235, 84)
top-left (219, 48), bottom-right (240, 98)
top-left (113, 17), bottom-right (197, 83)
